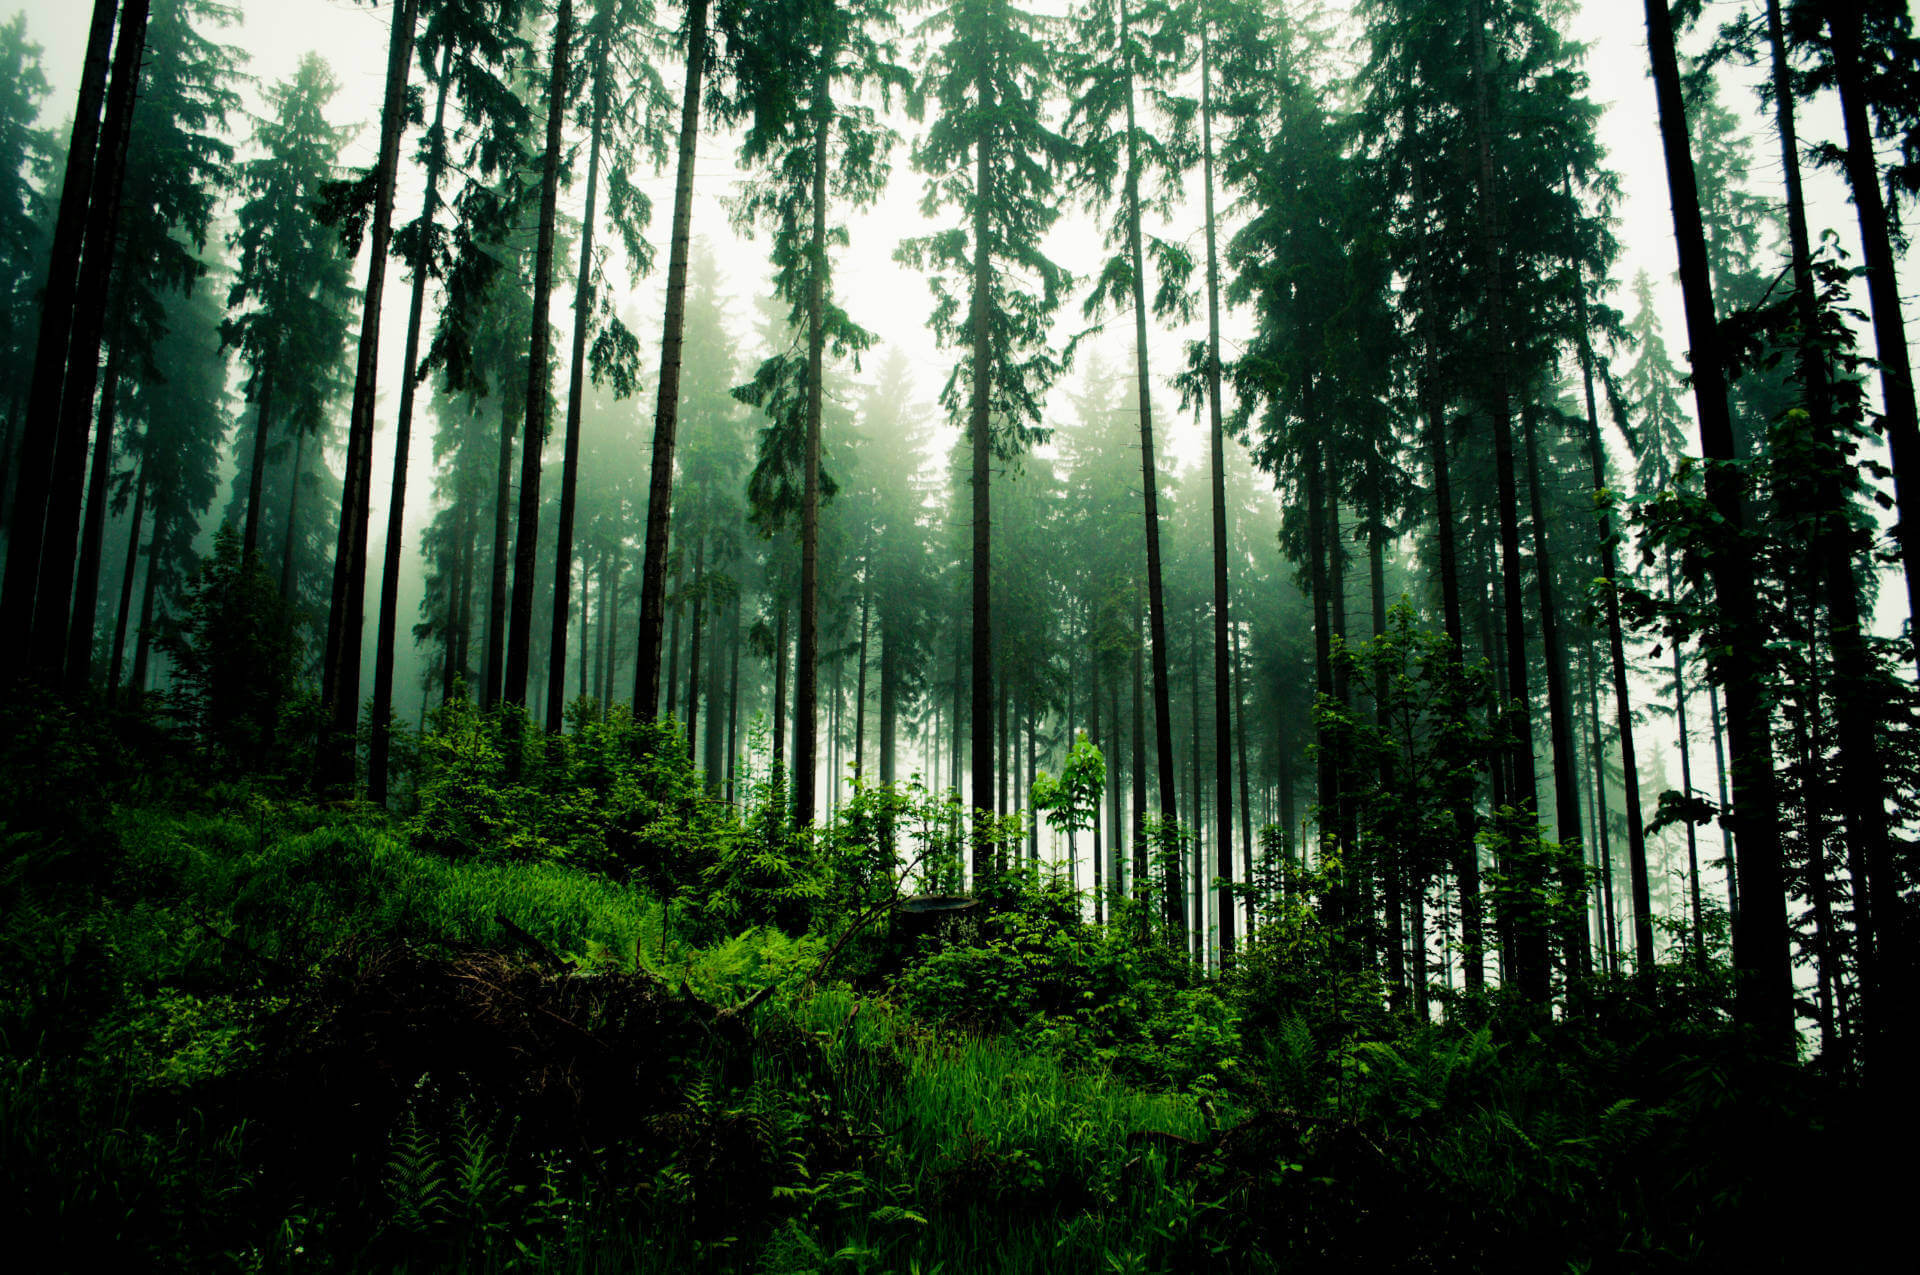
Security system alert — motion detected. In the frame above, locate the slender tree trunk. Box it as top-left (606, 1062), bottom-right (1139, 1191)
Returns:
top-left (1091, 636), bottom-right (1104, 921)
top-left (855, 578), bottom-right (870, 780)
top-left (968, 68), bottom-right (996, 886)
top-left (773, 599), bottom-right (789, 776)
top-left (242, 368), bottom-right (275, 562)
top-left (1409, 109), bottom-right (1483, 993)
top-left (281, 428), bottom-right (308, 602)
top-left (504, 0), bottom-right (573, 713)
top-left (794, 17), bottom-right (835, 827)
top-left (1707, 679), bottom-right (1735, 916)
top-left (1122, 1), bottom-right (1181, 942)
top-left (1665, 560), bottom-right (1704, 968)
top-left (370, 46), bottom-right (454, 801)
top-left (666, 553), bottom-right (683, 718)
top-left (1233, 622), bottom-right (1253, 923)
top-left (580, 556), bottom-right (592, 701)
top-left (1467, 0), bottom-right (1548, 1005)
top-left (108, 454), bottom-right (145, 703)
top-left (1132, 601), bottom-right (1148, 899)
top-left (686, 539), bottom-right (706, 762)
top-left (36, 0), bottom-right (148, 682)
top-left (1307, 436), bottom-right (1338, 878)
top-left (483, 395), bottom-right (516, 708)
top-left (879, 608), bottom-right (898, 786)
top-left (66, 331), bottom-right (125, 689)
top-left (0, 0), bottom-right (116, 671)
top-left (1643, 0), bottom-right (1792, 1052)
top-left (1823, 8), bottom-right (1920, 661)
top-left (725, 593), bottom-right (742, 799)
top-left (1521, 400), bottom-right (1591, 979)
top-left (1583, 634), bottom-right (1619, 971)
top-left (1199, 14), bottom-right (1234, 959)
top-left (1575, 286), bottom-right (1646, 978)
top-left (1775, 0), bottom-right (1900, 1076)
top-left (321, 0), bottom-right (419, 791)
top-left (130, 511), bottom-right (158, 697)
top-left (634, 0), bottom-right (711, 716)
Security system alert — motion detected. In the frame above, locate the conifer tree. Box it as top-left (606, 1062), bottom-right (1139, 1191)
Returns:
top-left (899, 0), bottom-right (1073, 882)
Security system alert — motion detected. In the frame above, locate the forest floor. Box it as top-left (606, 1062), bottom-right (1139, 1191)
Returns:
top-left (0, 696), bottom-right (1900, 1272)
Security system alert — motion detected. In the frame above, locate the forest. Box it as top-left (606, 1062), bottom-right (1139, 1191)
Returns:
top-left (0, 0), bottom-right (1915, 1268)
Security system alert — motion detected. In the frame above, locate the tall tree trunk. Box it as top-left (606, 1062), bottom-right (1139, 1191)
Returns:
top-left (66, 331), bottom-right (125, 688)
top-left (371, 46), bottom-right (454, 802)
top-left (855, 576), bottom-right (870, 780)
top-left (1707, 679), bottom-right (1735, 916)
top-left (1575, 281), bottom-right (1650, 978)
top-left (1371, 501), bottom-right (1407, 1008)
top-left (725, 592), bottom-right (741, 798)
top-left (36, 0), bottom-right (148, 683)
top-left (130, 510), bottom-right (158, 698)
top-left (968, 66), bottom-right (996, 886)
top-left (1200, 15), bottom-right (1235, 959)
top-left (773, 598), bottom-right (788, 777)
top-left (454, 488), bottom-right (476, 698)
top-left (794, 18), bottom-right (834, 828)
top-left (1409, 106), bottom-right (1483, 992)
top-left (241, 368), bottom-right (274, 562)
top-left (1582, 633), bottom-right (1619, 971)
top-left (482, 395), bottom-right (516, 708)
top-left (1824, 8), bottom-right (1920, 659)
top-left (1232, 620), bottom-right (1253, 935)
top-left (323, 4), bottom-right (421, 756)
top-left (1132, 600), bottom-right (1148, 900)
top-left (1091, 634), bottom-right (1104, 920)
top-left (321, 0), bottom-right (419, 792)
top-left (1665, 557), bottom-right (1704, 968)
top-left (666, 552), bottom-right (682, 718)
top-left (0, 0), bottom-right (116, 671)
top-left (108, 453), bottom-right (145, 704)
top-left (281, 428), bottom-right (308, 602)
top-left (1467, 0), bottom-right (1548, 1004)
top-left (580, 556), bottom-right (592, 701)
top-left (634, 0), bottom-right (711, 716)
top-left (1643, 0), bottom-right (1792, 1053)
top-left (546, 13), bottom-right (607, 735)
top-left (878, 607), bottom-right (898, 786)
top-left (1521, 400), bottom-right (1591, 979)
top-left (1778, 0), bottom-right (1901, 1076)
top-left (1122, 0), bottom-right (1182, 942)
top-left (686, 539), bottom-right (706, 762)
top-left (504, 0), bottom-right (573, 711)
top-left (1307, 435), bottom-right (1337, 878)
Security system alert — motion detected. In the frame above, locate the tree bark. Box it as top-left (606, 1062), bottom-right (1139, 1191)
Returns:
top-left (794, 12), bottom-right (834, 828)
top-left (969, 66), bottom-right (996, 886)
top-left (108, 453), bottom-right (145, 703)
top-left (1521, 400), bottom-right (1591, 978)
top-left (504, 0), bottom-right (573, 711)
top-left (371, 46), bottom-right (454, 802)
top-left (633, 0), bottom-right (711, 717)
top-left (321, 0), bottom-right (419, 792)
top-left (1122, 0), bottom-right (1182, 942)
top-left (37, 0), bottom-right (148, 683)
top-left (241, 367), bottom-right (274, 562)
top-left (547, 16), bottom-right (606, 735)
top-left (281, 427), bottom-right (308, 601)
top-left (0, 0), bottom-right (116, 672)
top-left (66, 331), bottom-right (125, 689)
top-left (1643, 0), bottom-right (1791, 1052)
top-left (1201, 15), bottom-right (1234, 958)
top-left (482, 393), bottom-right (516, 708)
top-left (1467, 0), bottom-right (1547, 1004)
top-left (1575, 279), bottom-right (1649, 978)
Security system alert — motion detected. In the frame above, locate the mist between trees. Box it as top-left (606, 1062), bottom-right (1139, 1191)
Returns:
top-left (0, 0), bottom-right (1915, 1268)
